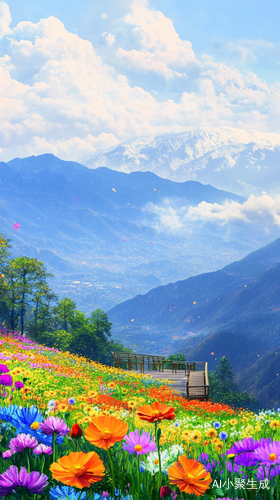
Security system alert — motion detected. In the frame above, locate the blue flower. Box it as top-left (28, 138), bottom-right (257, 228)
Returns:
top-left (13, 406), bottom-right (44, 426)
top-left (219, 431), bottom-right (228, 440)
top-left (0, 405), bottom-right (20, 424)
top-left (50, 485), bottom-right (87, 500)
top-left (139, 461), bottom-right (146, 473)
top-left (12, 406), bottom-right (64, 447)
top-left (68, 398), bottom-right (76, 405)
top-left (213, 421), bottom-right (221, 429)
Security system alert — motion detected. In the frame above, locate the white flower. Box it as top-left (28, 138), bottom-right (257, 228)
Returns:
top-left (146, 450), bottom-right (170, 475)
top-left (169, 444), bottom-right (184, 457)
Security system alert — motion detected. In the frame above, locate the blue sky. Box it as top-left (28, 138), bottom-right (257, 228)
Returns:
top-left (0, 0), bottom-right (280, 162)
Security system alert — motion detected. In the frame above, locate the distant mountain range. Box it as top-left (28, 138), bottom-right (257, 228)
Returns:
top-left (107, 237), bottom-right (280, 408)
top-left (79, 127), bottom-right (280, 197)
top-left (107, 237), bottom-right (280, 360)
top-left (3, 153), bottom-right (279, 313)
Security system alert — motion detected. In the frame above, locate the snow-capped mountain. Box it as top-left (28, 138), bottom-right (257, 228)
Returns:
top-left (79, 127), bottom-right (280, 197)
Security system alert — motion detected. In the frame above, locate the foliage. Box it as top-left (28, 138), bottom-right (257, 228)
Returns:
top-left (164, 353), bottom-right (185, 370)
top-left (209, 356), bottom-right (260, 411)
top-left (0, 233), bottom-right (129, 367)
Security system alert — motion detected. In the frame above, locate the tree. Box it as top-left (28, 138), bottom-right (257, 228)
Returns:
top-left (165, 353), bottom-right (185, 370)
top-left (69, 309), bottom-right (113, 365)
top-left (214, 356), bottom-right (239, 393)
top-left (26, 279), bottom-right (58, 338)
top-left (52, 298), bottom-right (76, 332)
top-left (0, 233), bottom-right (12, 303)
top-left (3, 257), bottom-right (55, 335)
top-left (209, 357), bottom-right (260, 411)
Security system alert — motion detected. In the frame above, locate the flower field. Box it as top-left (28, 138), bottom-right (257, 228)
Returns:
top-left (0, 327), bottom-right (280, 500)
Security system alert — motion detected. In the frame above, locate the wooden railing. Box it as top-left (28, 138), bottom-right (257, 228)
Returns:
top-left (186, 361), bottom-right (209, 400)
top-left (112, 352), bottom-right (165, 373)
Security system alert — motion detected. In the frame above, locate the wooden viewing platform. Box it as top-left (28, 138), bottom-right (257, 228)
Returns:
top-left (112, 352), bottom-right (209, 400)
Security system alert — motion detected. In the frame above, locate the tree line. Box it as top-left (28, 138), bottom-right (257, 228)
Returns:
top-left (0, 232), bottom-right (132, 365)
top-left (165, 352), bottom-right (260, 411)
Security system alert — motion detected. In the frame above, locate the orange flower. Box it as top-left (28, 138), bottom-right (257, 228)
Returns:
top-left (50, 451), bottom-right (105, 489)
top-left (137, 402), bottom-right (175, 423)
top-left (84, 415), bottom-right (128, 450)
top-left (168, 456), bottom-right (212, 497)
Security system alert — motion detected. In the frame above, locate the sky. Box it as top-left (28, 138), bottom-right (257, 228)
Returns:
top-left (0, 0), bottom-right (280, 162)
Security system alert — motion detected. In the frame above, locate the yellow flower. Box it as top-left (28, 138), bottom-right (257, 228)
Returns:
top-left (181, 431), bottom-right (191, 442)
top-left (58, 404), bottom-right (68, 413)
top-left (190, 430), bottom-right (202, 443)
top-left (229, 419), bottom-right (238, 426)
top-left (81, 416), bottom-right (92, 424)
top-left (205, 428), bottom-right (217, 438)
top-left (127, 401), bottom-right (137, 409)
top-left (88, 391), bottom-right (98, 398)
top-left (270, 420), bottom-right (280, 429)
top-left (83, 406), bottom-right (94, 414)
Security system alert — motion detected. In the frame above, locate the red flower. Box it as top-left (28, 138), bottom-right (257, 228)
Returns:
top-left (160, 486), bottom-right (172, 497)
top-left (70, 424), bottom-right (83, 439)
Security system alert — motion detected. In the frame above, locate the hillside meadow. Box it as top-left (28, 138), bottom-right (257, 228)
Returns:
top-left (0, 328), bottom-right (280, 500)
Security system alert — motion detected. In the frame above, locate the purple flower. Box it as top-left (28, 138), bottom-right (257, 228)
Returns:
top-left (198, 453), bottom-right (216, 472)
top-left (68, 397), bottom-right (76, 405)
top-left (18, 467), bottom-right (48, 494)
top-left (0, 465), bottom-right (19, 496)
top-left (39, 416), bottom-right (70, 436)
top-left (227, 437), bottom-right (261, 455)
top-left (253, 441), bottom-right (280, 466)
top-left (0, 364), bottom-right (10, 373)
top-left (14, 381), bottom-right (24, 390)
top-left (122, 429), bottom-right (158, 455)
top-left (33, 443), bottom-right (53, 455)
top-left (3, 450), bottom-right (14, 459)
top-left (259, 437), bottom-right (272, 446)
top-left (226, 461), bottom-right (242, 474)
top-left (0, 374), bottom-right (13, 386)
top-left (9, 433), bottom-right (39, 453)
top-left (234, 452), bottom-right (259, 468)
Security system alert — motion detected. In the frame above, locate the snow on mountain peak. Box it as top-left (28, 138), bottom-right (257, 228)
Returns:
top-left (78, 126), bottom-right (280, 196)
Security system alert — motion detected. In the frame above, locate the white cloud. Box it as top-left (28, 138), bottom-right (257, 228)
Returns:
top-left (0, 2), bottom-right (11, 39)
top-left (0, 1), bottom-right (279, 162)
top-left (101, 13), bottom-right (107, 19)
top-left (116, 0), bottom-right (197, 78)
top-left (219, 39), bottom-right (280, 66)
top-left (141, 194), bottom-right (280, 233)
top-left (105, 33), bottom-right (115, 46)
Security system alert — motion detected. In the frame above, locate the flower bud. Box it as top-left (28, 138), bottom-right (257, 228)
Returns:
top-left (160, 486), bottom-right (172, 498)
top-left (70, 423), bottom-right (83, 439)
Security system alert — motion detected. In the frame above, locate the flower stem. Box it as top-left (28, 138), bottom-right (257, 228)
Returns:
top-left (106, 447), bottom-right (115, 498)
top-left (52, 432), bottom-right (56, 463)
top-left (137, 453), bottom-right (140, 499)
top-left (155, 421), bottom-right (162, 491)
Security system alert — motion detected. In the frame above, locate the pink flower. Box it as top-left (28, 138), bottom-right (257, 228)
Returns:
top-left (33, 444), bottom-right (53, 455)
top-left (39, 416), bottom-right (70, 437)
top-left (9, 434), bottom-right (38, 453)
top-left (122, 429), bottom-right (157, 456)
